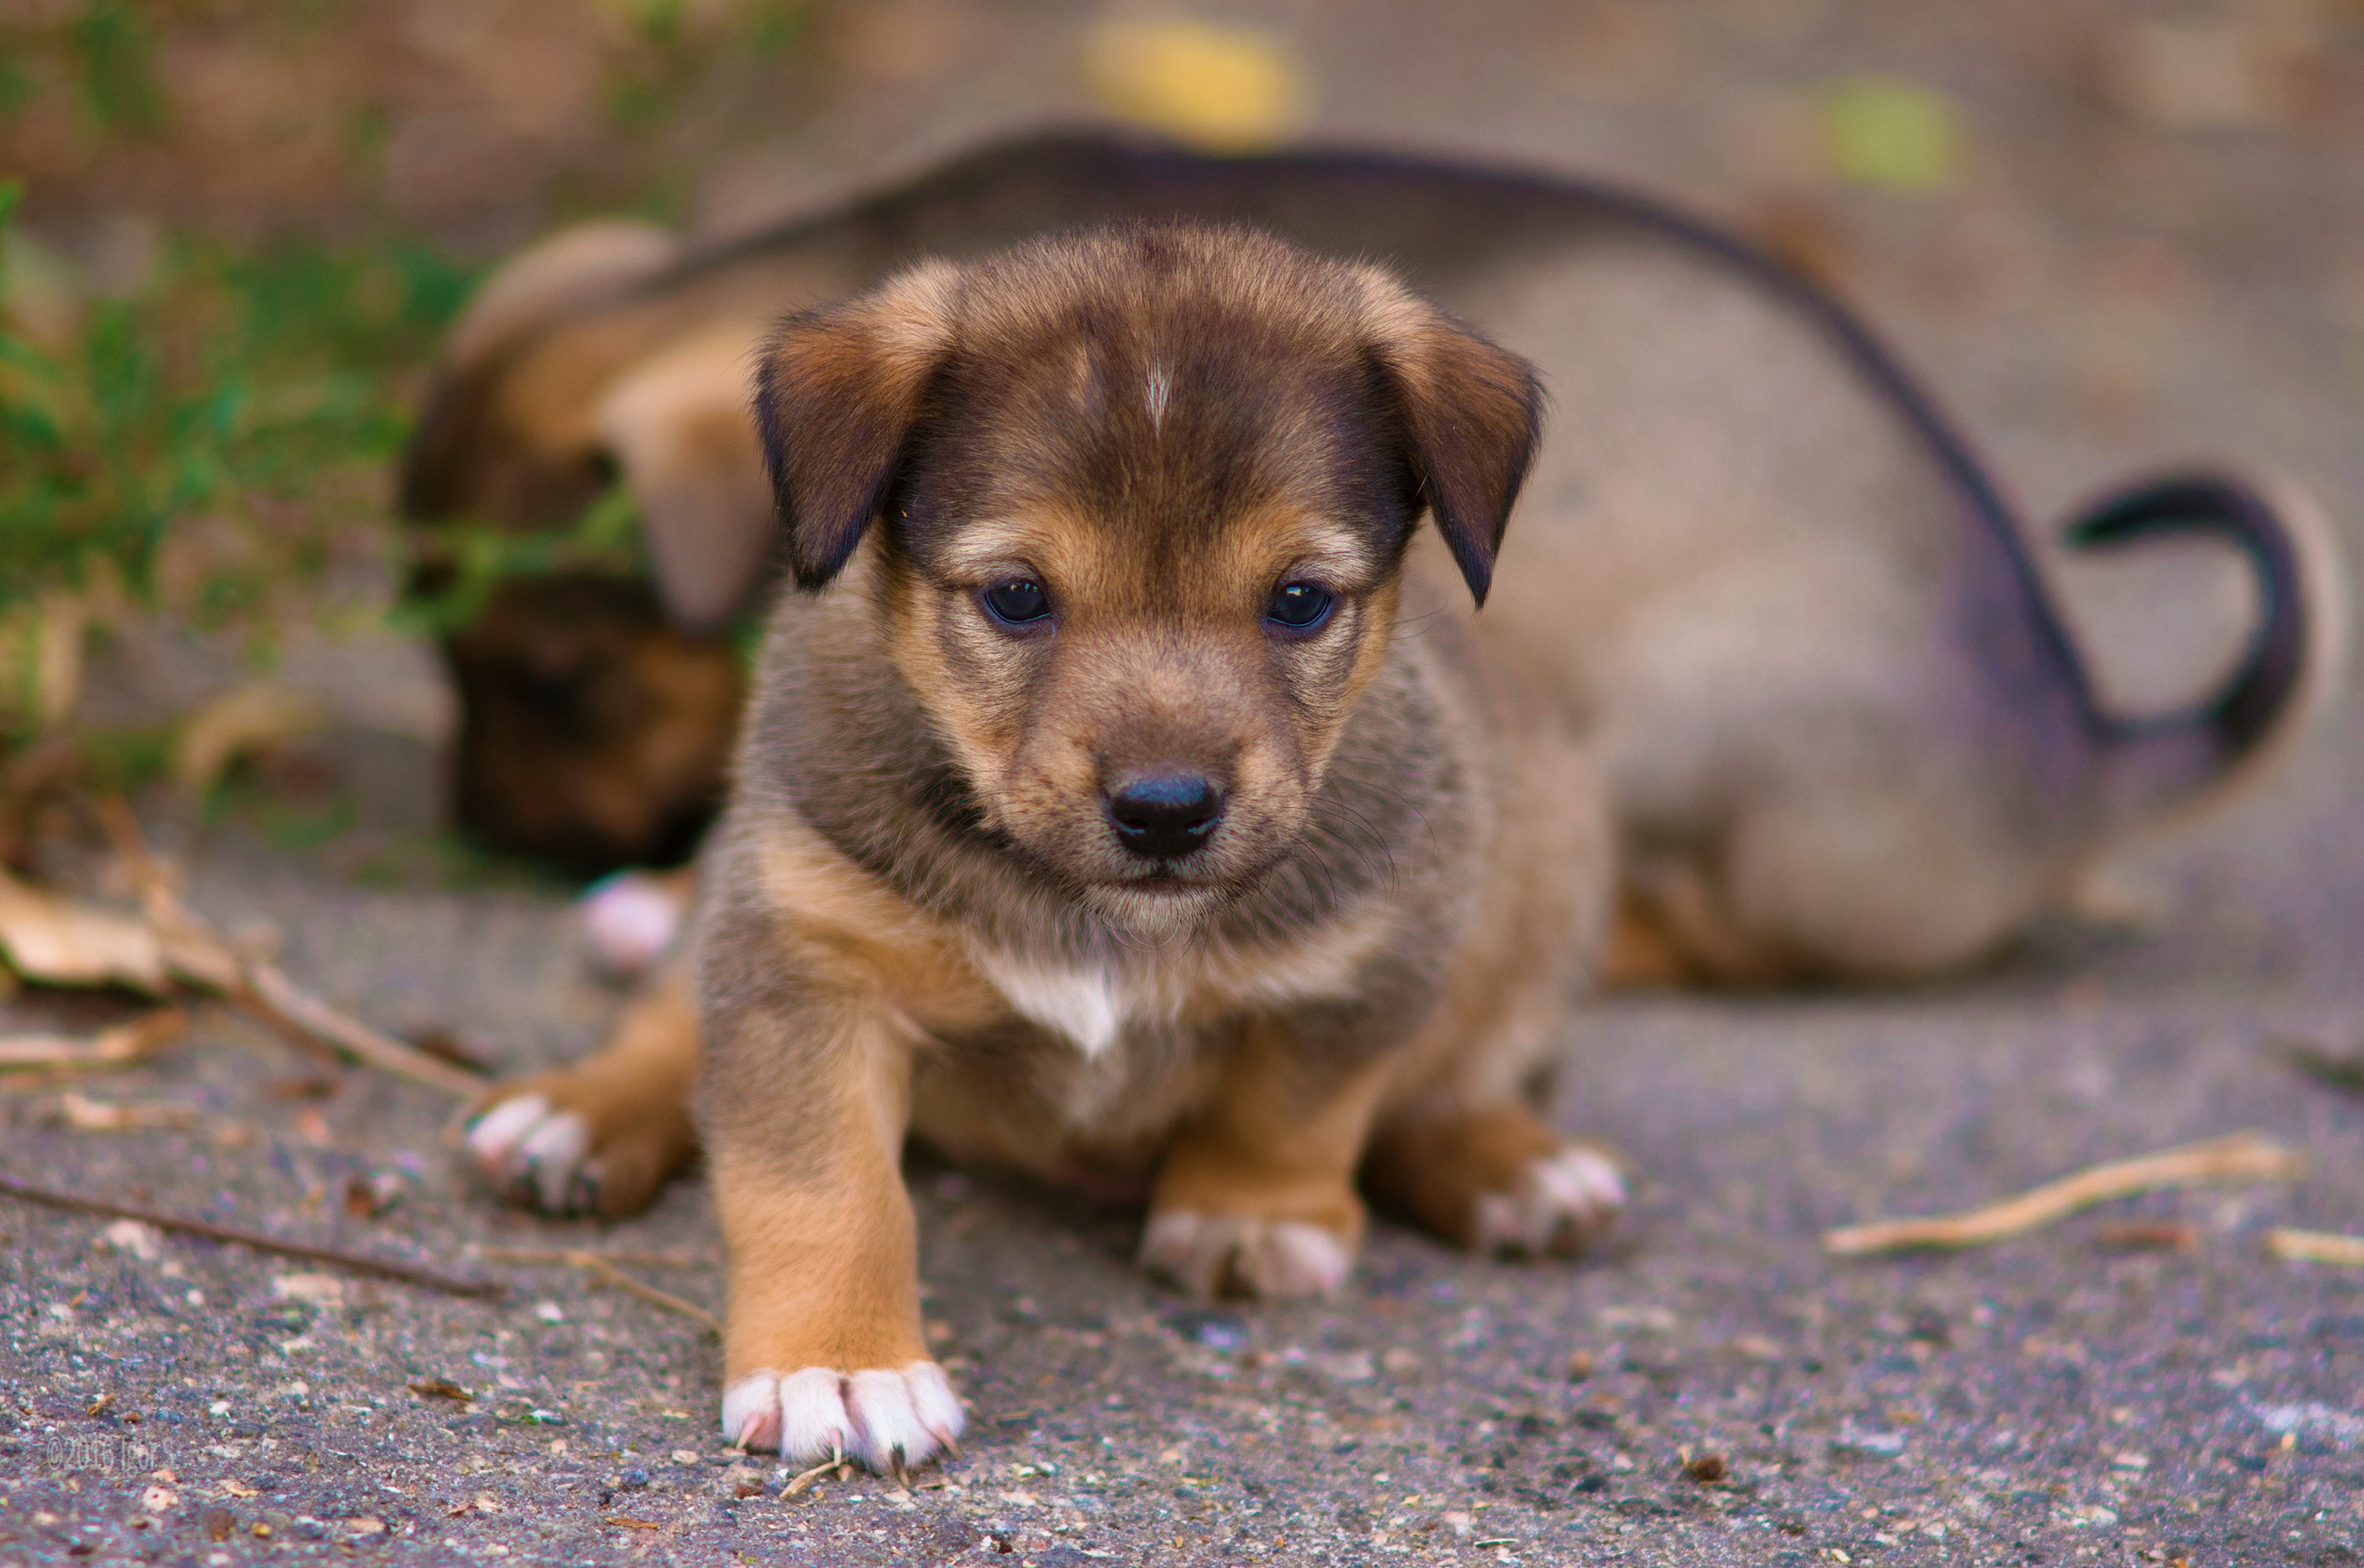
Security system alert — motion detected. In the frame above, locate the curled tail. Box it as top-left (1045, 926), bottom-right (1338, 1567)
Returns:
top-left (2066, 471), bottom-right (2348, 831)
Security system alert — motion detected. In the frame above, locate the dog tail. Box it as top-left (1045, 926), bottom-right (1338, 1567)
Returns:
top-left (399, 221), bottom-right (683, 521)
top-left (2069, 471), bottom-right (2347, 834)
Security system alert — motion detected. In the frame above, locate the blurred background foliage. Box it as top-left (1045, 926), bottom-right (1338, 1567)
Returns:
top-left (0, 0), bottom-right (833, 753)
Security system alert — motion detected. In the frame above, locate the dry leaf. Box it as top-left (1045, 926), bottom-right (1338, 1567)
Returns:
top-left (2094, 1219), bottom-right (2199, 1252)
top-left (2096, 19), bottom-right (2299, 131)
top-left (273, 1272), bottom-right (346, 1306)
top-left (174, 683), bottom-right (328, 798)
top-left (342, 1171), bottom-right (404, 1218)
top-left (101, 1218), bottom-right (164, 1260)
top-left (0, 1008), bottom-right (185, 1073)
top-left (1085, 20), bottom-right (1304, 151)
top-left (0, 872), bottom-right (171, 993)
top-left (55, 1092), bottom-right (200, 1130)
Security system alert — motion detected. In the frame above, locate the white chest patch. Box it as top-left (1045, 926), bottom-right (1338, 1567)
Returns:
top-left (972, 952), bottom-right (1157, 1058)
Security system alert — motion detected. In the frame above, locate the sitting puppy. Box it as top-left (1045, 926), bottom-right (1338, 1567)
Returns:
top-left (469, 222), bottom-right (1628, 1470)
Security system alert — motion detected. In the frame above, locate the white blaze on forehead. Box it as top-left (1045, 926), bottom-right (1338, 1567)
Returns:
top-left (1146, 362), bottom-right (1172, 431)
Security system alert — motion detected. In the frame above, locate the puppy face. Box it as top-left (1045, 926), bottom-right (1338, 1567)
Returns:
top-left (755, 226), bottom-right (1539, 933)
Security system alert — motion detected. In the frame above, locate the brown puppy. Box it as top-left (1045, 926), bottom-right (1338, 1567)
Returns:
top-left (473, 223), bottom-right (1626, 1470)
top-left (406, 131), bottom-right (2344, 983)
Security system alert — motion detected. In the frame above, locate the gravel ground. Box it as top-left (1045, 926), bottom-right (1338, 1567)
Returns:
top-left (7, 3), bottom-right (2364, 1564)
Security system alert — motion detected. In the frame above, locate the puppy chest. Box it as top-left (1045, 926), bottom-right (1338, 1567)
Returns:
top-left (974, 954), bottom-right (1169, 1058)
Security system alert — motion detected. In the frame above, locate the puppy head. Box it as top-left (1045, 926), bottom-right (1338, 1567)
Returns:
top-left (443, 576), bottom-right (744, 871)
top-left (755, 224), bottom-right (1539, 933)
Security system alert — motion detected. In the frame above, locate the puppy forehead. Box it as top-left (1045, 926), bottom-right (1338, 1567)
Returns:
top-left (909, 311), bottom-right (1402, 585)
top-left (939, 505), bottom-right (1382, 591)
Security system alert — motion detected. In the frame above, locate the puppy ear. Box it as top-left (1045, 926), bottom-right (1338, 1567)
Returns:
top-left (593, 328), bottom-right (777, 634)
top-left (1358, 275), bottom-right (1544, 606)
top-left (753, 260), bottom-right (961, 591)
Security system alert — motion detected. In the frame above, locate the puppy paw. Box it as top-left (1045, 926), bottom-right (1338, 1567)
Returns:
top-left (461, 1079), bottom-right (689, 1218)
top-left (465, 1093), bottom-right (595, 1214)
top-left (578, 869), bottom-right (694, 980)
top-left (1470, 1143), bottom-right (1626, 1258)
top-left (1138, 1209), bottom-right (1353, 1299)
top-left (723, 1363), bottom-right (964, 1471)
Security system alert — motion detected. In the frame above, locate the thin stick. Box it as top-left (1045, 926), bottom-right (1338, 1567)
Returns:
top-left (473, 1245), bottom-right (720, 1332)
top-left (0, 1171), bottom-right (504, 1298)
top-left (91, 796), bottom-right (484, 1100)
top-left (1823, 1132), bottom-right (2302, 1255)
top-left (782, 1456), bottom-right (850, 1497)
top-left (474, 1245), bottom-right (707, 1270)
top-left (238, 959), bottom-right (484, 1098)
top-left (2266, 1228), bottom-right (2364, 1267)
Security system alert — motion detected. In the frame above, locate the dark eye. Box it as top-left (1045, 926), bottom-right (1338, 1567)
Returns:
top-left (979, 579), bottom-right (1051, 627)
top-left (1265, 582), bottom-right (1335, 633)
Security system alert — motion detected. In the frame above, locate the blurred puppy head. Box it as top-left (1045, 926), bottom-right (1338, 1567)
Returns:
top-left (756, 224), bottom-right (1541, 933)
top-left (441, 576), bottom-right (743, 871)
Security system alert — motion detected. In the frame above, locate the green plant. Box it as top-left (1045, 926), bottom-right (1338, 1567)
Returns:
top-left (0, 179), bottom-right (478, 740)
top-left (393, 482), bottom-right (652, 639)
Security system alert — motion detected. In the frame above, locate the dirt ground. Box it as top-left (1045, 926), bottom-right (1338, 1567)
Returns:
top-left (5, 2), bottom-right (2364, 1564)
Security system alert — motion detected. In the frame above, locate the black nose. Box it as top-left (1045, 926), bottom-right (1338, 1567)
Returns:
top-left (1104, 771), bottom-right (1226, 862)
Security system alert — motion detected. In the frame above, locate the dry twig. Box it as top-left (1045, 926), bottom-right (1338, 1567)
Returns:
top-left (2265, 1228), bottom-right (2364, 1267)
top-left (782, 1455), bottom-right (850, 1496)
top-left (472, 1245), bottom-right (721, 1333)
top-left (91, 796), bottom-right (484, 1098)
top-left (0, 1171), bottom-right (504, 1297)
top-left (1824, 1132), bottom-right (2302, 1255)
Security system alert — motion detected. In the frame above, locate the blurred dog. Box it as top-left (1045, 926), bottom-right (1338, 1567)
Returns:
top-left (471, 224), bottom-right (1627, 1469)
top-left (404, 130), bottom-right (2342, 985)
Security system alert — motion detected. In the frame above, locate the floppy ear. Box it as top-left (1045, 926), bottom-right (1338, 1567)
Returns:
top-left (1358, 275), bottom-right (1544, 606)
top-left (593, 327), bottom-right (778, 634)
top-left (752, 260), bottom-right (962, 592)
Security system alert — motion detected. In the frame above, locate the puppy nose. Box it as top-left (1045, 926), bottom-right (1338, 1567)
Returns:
top-left (1104, 771), bottom-right (1226, 861)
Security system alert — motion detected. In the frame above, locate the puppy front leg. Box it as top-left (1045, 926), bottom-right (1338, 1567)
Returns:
top-left (704, 994), bottom-right (961, 1472)
top-left (1142, 1025), bottom-right (1393, 1300)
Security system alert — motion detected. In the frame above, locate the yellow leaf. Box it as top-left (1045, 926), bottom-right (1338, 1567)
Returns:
top-left (1085, 20), bottom-right (1304, 151)
top-left (1820, 76), bottom-right (1956, 191)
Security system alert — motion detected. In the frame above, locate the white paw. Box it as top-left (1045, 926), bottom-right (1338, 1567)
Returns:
top-left (1472, 1144), bottom-right (1626, 1256)
top-left (723, 1363), bottom-right (964, 1471)
top-left (464, 1093), bottom-right (595, 1215)
top-left (1139, 1210), bottom-right (1352, 1299)
top-left (578, 870), bottom-right (691, 979)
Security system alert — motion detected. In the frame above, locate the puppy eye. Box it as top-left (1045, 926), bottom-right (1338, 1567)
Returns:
top-left (979, 578), bottom-right (1051, 627)
top-left (1264, 582), bottom-right (1335, 633)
